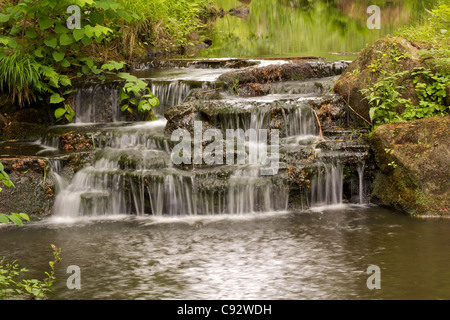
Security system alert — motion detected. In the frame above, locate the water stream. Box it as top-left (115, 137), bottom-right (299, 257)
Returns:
top-left (1, 0), bottom-right (448, 300)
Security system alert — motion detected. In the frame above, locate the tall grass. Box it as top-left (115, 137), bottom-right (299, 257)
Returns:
top-left (118, 0), bottom-right (213, 50)
top-left (396, 0), bottom-right (450, 71)
top-left (0, 51), bottom-right (44, 106)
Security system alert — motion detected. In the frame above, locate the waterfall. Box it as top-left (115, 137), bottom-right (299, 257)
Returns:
top-left (357, 161), bottom-right (366, 204)
top-left (50, 59), bottom-right (368, 218)
top-left (310, 161), bottom-right (344, 207)
top-left (150, 81), bottom-right (192, 116)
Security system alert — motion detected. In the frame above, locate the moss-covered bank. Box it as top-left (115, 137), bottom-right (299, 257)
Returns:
top-left (370, 116), bottom-right (449, 216)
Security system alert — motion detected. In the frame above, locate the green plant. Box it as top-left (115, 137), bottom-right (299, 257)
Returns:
top-left (0, 0), bottom-right (159, 122)
top-left (232, 78), bottom-right (240, 95)
top-left (402, 67), bottom-right (450, 121)
top-left (118, 73), bottom-right (159, 120)
top-left (388, 161), bottom-right (398, 169)
top-left (0, 244), bottom-right (62, 300)
top-left (361, 70), bottom-right (412, 128)
top-left (1, 160), bottom-right (61, 300)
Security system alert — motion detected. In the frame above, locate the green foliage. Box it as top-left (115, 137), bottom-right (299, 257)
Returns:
top-left (0, 244), bottom-right (62, 300)
top-left (0, 0), bottom-right (158, 122)
top-left (361, 70), bottom-right (411, 128)
top-left (402, 68), bottom-right (450, 120)
top-left (118, 0), bottom-right (211, 49)
top-left (0, 160), bottom-right (14, 191)
top-left (0, 213), bottom-right (30, 226)
top-left (396, 1), bottom-right (450, 71)
top-left (118, 72), bottom-right (159, 120)
top-left (0, 160), bottom-right (61, 300)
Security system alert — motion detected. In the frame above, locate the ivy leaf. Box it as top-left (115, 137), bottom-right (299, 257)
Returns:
top-left (44, 38), bottom-right (57, 48)
top-left (55, 23), bottom-right (68, 34)
top-left (0, 13), bottom-right (11, 23)
top-left (73, 28), bottom-right (85, 41)
top-left (61, 59), bottom-right (71, 68)
top-left (52, 51), bottom-right (65, 62)
top-left (89, 11), bottom-right (104, 24)
top-left (39, 17), bottom-right (55, 30)
top-left (50, 94), bottom-right (65, 104)
top-left (60, 33), bottom-right (75, 46)
top-left (54, 108), bottom-right (67, 119)
top-left (34, 48), bottom-right (44, 58)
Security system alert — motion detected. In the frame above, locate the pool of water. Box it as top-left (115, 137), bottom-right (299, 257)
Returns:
top-left (199, 0), bottom-right (439, 60)
top-left (1, 205), bottom-right (449, 300)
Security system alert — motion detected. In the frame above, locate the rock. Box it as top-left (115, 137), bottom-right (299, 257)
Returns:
top-left (369, 116), bottom-right (450, 216)
top-left (229, 5), bottom-right (250, 19)
top-left (334, 36), bottom-right (424, 125)
top-left (0, 158), bottom-right (55, 218)
top-left (218, 61), bottom-right (318, 87)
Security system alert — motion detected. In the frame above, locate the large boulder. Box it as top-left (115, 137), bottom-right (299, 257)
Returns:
top-left (334, 36), bottom-right (424, 125)
top-left (369, 116), bottom-right (450, 216)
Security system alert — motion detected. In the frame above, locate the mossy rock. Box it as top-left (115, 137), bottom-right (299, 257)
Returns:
top-left (334, 36), bottom-right (426, 125)
top-left (370, 116), bottom-right (450, 216)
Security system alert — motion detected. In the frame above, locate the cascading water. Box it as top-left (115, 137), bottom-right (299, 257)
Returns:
top-left (51, 59), bottom-right (368, 218)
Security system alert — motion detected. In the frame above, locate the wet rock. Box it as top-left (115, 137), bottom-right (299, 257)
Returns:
top-left (0, 158), bottom-right (55, 218)
top-left (370, 116), bottom-right (450, 216)
top-left (60, 131), bottom-right (94, 151)
top-left (218, 61), bottom-right (318, 87)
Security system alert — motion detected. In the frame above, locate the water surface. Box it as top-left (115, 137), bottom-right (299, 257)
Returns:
top-left (1, 206), bottom-right (449, 300)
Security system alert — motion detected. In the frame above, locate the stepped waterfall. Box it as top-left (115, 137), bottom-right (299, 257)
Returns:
top-left (48, 59), bottom-right (370, 218)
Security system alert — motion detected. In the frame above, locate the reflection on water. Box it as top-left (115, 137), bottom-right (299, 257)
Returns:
top-left (199, 0), bottom-right (438, 60)
top-left (1, 206), bottom-right (450, 300)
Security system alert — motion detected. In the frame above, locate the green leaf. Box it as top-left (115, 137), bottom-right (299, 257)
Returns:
top-left (81, 36), bottom-right (92, 46)
top-left (369, 108), bottom-right (376, 121)
top-left (0, 13), bottom-right (11, 23)
top-left (55, 23), bottom-right (68, 34)
top-left (0, 214), bottom-right (10, 224)
top-left (39, 17), bottom-right (55, 30)
top-left (25, 28), bottom-right (37, 39)
top-left (55, 108), bottom-right (67, 119)
top-left (65, 113), bottom-right (74, 122)
top-left (19, 213), bottom-right (30, 221)
top-left (44, 38), bottom-right (57, 48)
top-left (89, 11), bottom-right (104, 24)
top-left (52, 51), bottom-right (65, 62)
top-left (8, 215), bottom-right (22, 226)
top-left (84, 25), bottom-right (95, 38)
top-left (61, 59), bottom-right (71, 68)
top-left (120, 90), bottom-right (129, 102)
top-left (60, 33), bottom-right (75, 46)
top-left (34, 48), bottom-right (44, 58)
top-left (50, 94), bottom-right (65, 104)
top-left (73, 28), bottom-right (85, 42)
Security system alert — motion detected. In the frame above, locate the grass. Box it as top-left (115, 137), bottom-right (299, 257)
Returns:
top-left (0, 51), bottom-right (44, 106)
top-left (395, 1), bottom-right (450, 71)
top-left (117, 0), bottom-right (216, 51)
